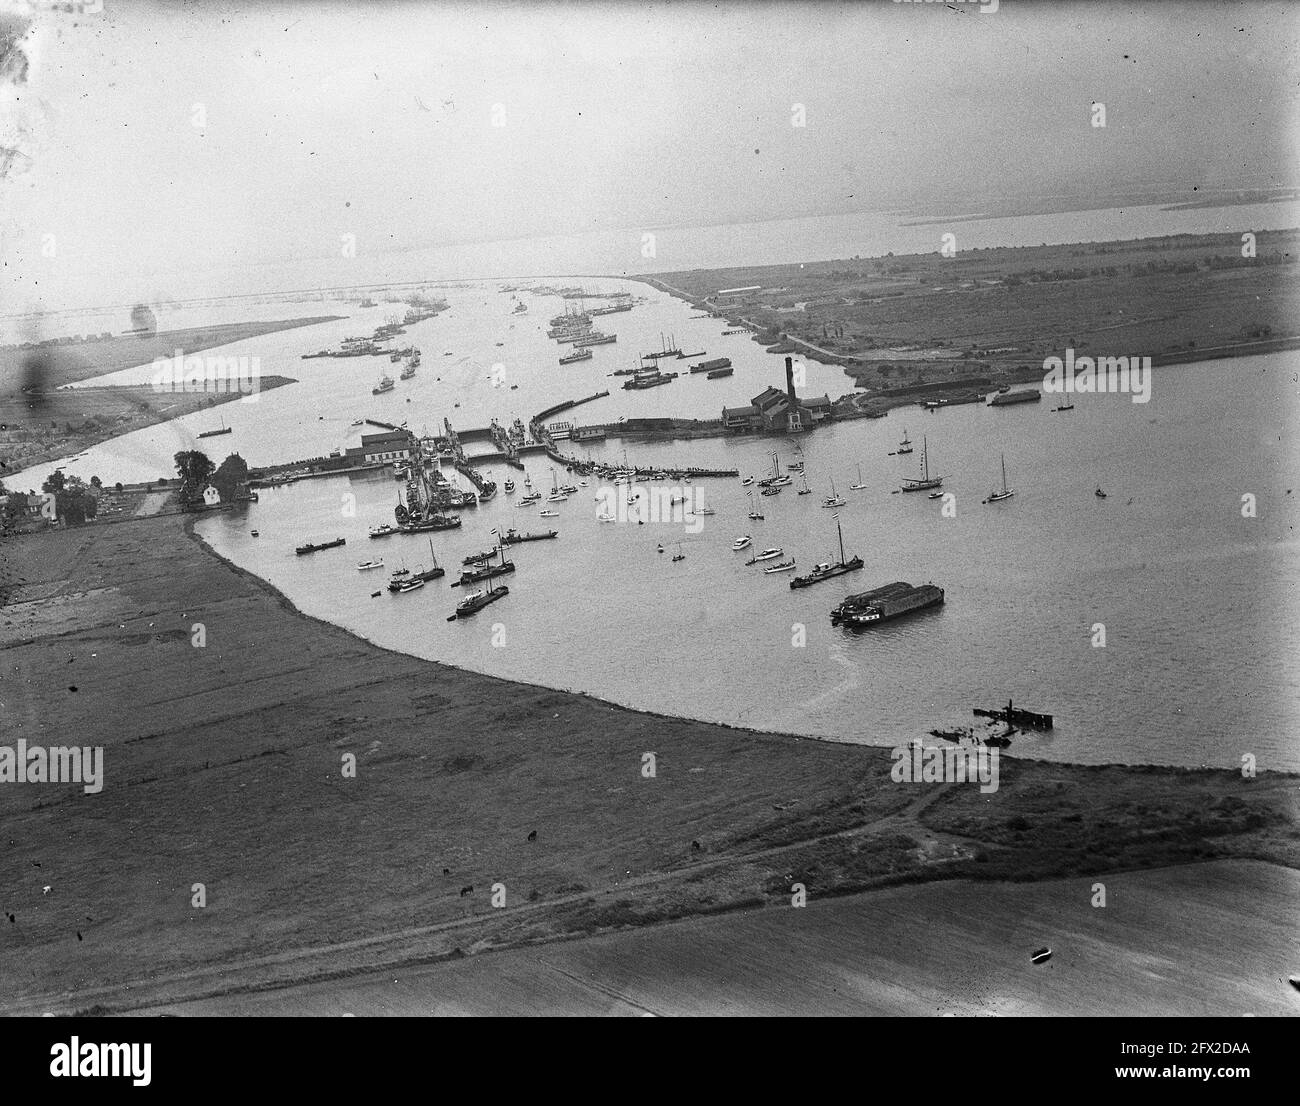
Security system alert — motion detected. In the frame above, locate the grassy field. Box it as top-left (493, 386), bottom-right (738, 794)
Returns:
top-left (649, 230), bottom-right (1300, 393)
top-left (0, 513), bottom-right (1294, 1013)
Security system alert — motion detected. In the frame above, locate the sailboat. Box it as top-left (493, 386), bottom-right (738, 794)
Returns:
top-left (789, 513), bottom-right (864, 589)
top-left (798, 472), bottom-right (812, 495)
top-left (747, 490), bottom-right (765, 521)
top-left (672, 543), bottom-right (685, 562)
top-left (900, 437), bottom-right (943, 492)
top-left (197, 415), bottom-right (232, 439)
top-left (849, 463), bottom-right (868, 491)
top-left (547, 468), bottom-right (567, 502)
top-left (822, 477), bottom-right (846, 508)
top-left (982, 454), bottom-right (1015, 504)
top-left (896, 428), bottom-right (913, 455)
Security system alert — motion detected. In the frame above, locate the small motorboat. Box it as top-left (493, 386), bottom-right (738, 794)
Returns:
top-left (656, 544), bottom-right (665, 553)
top-left (1030, 947), bottom-right (1053, 965)
top-left (356, 559), bottom-right (384, 571)
top-left (753, 547), bottom-right (784, 562)
top-left (692, 506), bottom-right (716, 516)
top-left (596, 512), bottom-right (616, 522)
top-left (503, 479), bottom-right (515, 493)
top-left (393, 577), bottom-right (425, 593)
top-left (539, 509), bottom-right (559, 517)
top-left (1095, 487), bottom-right (1107, 498)
top-left (740, 476), bottom-right (755, 486)
top-left (732, 535), bottom-right (752, 551)
top-left (763, 558), bottom-right (796, 573)
top-left (928, 491), bottom-right (943, 500)
top-left (250, 529), bottom-right (259, 537)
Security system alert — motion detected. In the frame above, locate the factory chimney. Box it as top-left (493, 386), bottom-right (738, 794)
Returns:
top-left (784, 355), bottom-right (797, 405)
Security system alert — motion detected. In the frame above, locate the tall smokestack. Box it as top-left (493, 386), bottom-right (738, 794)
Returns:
top-left (785, 356), bottom-right (796, 404)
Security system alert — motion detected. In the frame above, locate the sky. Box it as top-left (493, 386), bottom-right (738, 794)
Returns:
top-left (2, 0), bottom-right (1297, 312)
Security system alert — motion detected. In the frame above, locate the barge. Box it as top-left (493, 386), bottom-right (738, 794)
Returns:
top-left (831, 581), bottom-right (944, 626)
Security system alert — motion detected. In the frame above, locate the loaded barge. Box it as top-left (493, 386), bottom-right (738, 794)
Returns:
top-left (830, 581), bottom-right (945, 627)
top-left (295, 537), bottom-right (346, 555)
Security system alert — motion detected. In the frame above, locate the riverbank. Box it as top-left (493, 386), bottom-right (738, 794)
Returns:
top-left (0, 377), bottom-right (296, 479)
top-left (640, 229), bottom-right (1300, 394)
top-left (0, 514), bottom-right (1294, 1014)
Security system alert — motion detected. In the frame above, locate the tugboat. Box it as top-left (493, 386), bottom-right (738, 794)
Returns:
top-left (369, 523), bottom-right (397, 539)
top-left (789, 515), bottom-right (863, 589)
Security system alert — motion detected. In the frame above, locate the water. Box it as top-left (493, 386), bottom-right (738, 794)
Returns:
top-left (184, 339), bottom-right (1297, 772)
top-left (10, 200), bottom-right (1299, 771)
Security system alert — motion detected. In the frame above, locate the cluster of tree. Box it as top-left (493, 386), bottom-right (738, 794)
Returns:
top-left (174, 450), bottom-right (250, 505)
top-left (39, 471), bottom-right (98, 525)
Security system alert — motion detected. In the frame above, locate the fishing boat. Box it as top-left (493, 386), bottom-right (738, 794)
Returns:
top-left (732, 535), bottom-right (752, 551)
top-left (849, 463), bottom-right (868, 491)
top-left (447, 584), bottom-right (509, 620)
top-left (753, 547), bottom-right (784, 561)
top-left (789, 515), bottom-right (863, 589)
top-left (372, 374), bottom-right (395, 395)
top-left (982, 454), bottom-right (1016, 504)
top-left (822, 477), bottom-right (846, 508)
top-left (900, 437), bottom-right (943, 492)
top-left (356, 559), bottom-right (384, 571)
top-left (764, 558), bottom-right (796, 573)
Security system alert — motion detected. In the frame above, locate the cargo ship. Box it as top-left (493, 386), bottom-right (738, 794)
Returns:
top-left (789, 516), bottom-right (864, 589)
top-left (295, 537), bottom-right (346, 555)
top-left (988, 389), bottom-right (1041, 406)
top-left (831, 581), bottom-right (945, 627)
